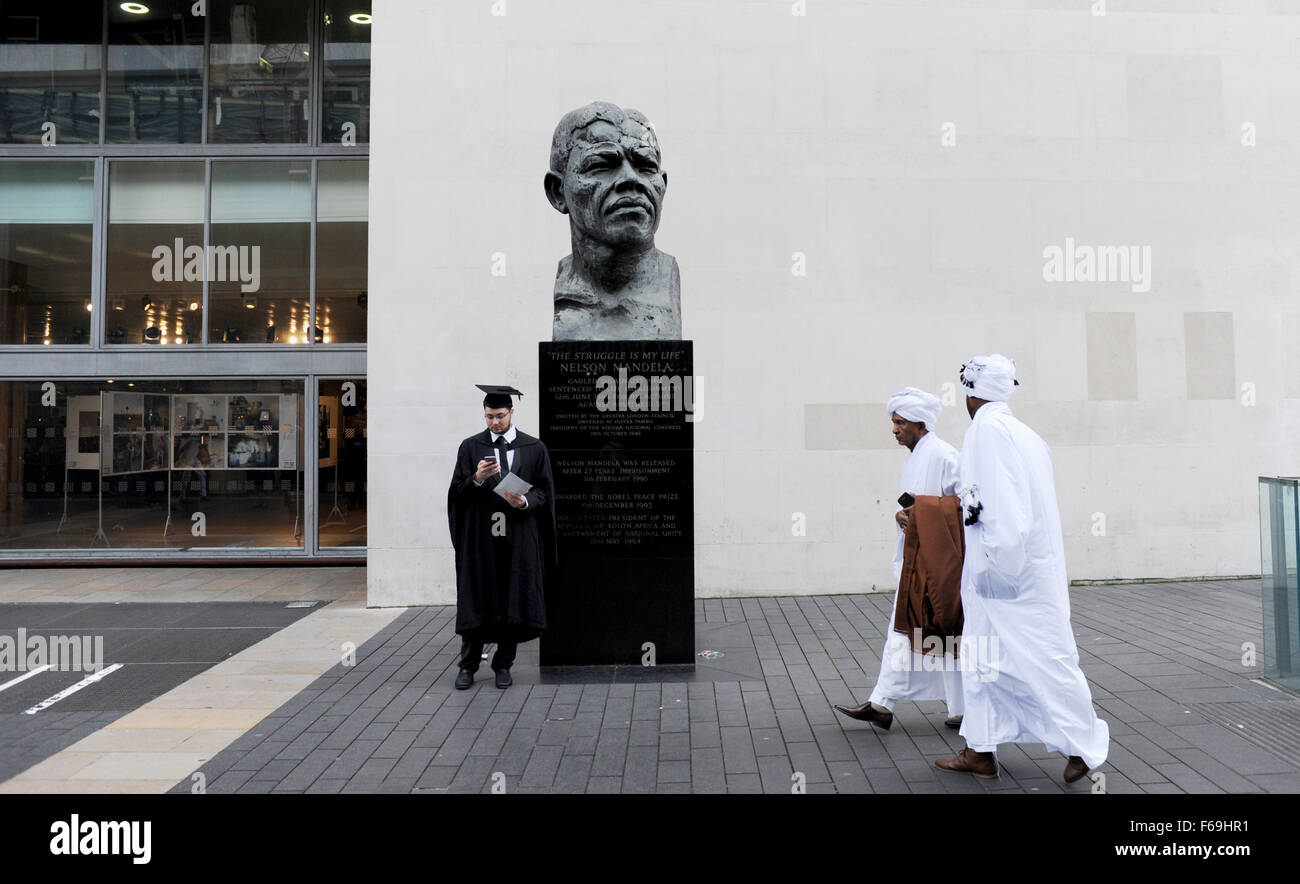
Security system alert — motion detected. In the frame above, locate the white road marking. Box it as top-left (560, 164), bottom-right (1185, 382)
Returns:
top-left (0, 665), bottom-right (50, 694)
top-left (23, 663), bottom-right (123, 715)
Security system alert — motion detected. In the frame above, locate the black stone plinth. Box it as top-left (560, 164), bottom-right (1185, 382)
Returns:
top-left (539, 340), bottom-right (695, 666)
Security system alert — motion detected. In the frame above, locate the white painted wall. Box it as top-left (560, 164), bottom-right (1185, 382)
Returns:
top-left (367, 0), bottom-right (1300, 606)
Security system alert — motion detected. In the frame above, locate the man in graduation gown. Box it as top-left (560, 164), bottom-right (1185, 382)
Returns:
top-left (835, 387), bottom-right (965, 730)
top-left (447, 385), bottom-right (556, 690)
top-left (935, 355), bottom-right (1109, 782)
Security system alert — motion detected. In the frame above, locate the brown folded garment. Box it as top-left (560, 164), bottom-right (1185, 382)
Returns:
top-left (893, 495), bottom-right (965, 654)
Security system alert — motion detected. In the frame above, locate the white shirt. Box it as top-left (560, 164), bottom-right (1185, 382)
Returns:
top-left (473, 425), bottom-right (528, 508)
top-left (892, 431), bottom-right (961, 581)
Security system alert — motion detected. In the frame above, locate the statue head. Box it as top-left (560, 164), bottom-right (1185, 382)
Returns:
top-left (544, 101), bottom-right (667, 253)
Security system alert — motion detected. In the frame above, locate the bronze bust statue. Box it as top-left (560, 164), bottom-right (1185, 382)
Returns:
top-left (545, 101), bottom-right (681, 341)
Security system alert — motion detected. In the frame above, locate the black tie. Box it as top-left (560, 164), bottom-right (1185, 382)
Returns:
top-left (495, 436), bottom-right (511, 479)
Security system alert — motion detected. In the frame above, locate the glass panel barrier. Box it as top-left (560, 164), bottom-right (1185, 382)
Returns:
top-left (1259, 477), bottom-right (1300, 691)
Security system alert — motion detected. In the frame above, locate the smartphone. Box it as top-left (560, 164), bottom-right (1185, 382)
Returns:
top-left (898, 492), bottom-right (915, 508)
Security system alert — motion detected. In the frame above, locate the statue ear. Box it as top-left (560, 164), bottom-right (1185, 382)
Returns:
top-left (661, 169), bottom-right (668, 191)
top-left (543, 172), bottom-right (568, 214)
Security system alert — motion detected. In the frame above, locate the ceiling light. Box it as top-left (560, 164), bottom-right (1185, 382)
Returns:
top-left (189, 300), bottom-right (199, 311)
top-left (120, 2), bottom-right (149, 14)
top-left (85, 302), bottom-right (93, 312)
top-left (349, 12), bottom-right (372, 24)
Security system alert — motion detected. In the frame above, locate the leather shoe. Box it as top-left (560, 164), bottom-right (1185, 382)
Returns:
top-left (944, 714), bottom-right (963, 729)
top-left (1064, 755), bottom-right (1089, 784)
top-left (935, 748), bottom-right (998, 779)
top-left (494, 668), bottom-right (512, 689)
top-left (833, 701), bottom-right (893, 730)
top-left (454, 668), bottom-right (474, 690)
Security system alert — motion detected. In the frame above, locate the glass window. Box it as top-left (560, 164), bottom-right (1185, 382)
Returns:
top-left (316, 159), bottom-right (366, 343)
top-left (106, 161), bottom-right (204, 345)
top-left (107, 0), bottom-right (205, 143)
top-left (0, 162), bottom-right (94, 345)
top-left (322, 0), bottom-right (370, 145)
top-left (208, 0), bottom-right (311, 143)
top-left (210, 159), bottom-right (310, 343)
top-left (0, 379), bottom-right (305, 551)
top-left (317, 378), bottom-right (364, 548)
top-left (0, 0), bottom-right (103, 144)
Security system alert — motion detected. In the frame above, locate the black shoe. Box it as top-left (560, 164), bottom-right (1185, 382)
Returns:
top-left (455, 668), bottom-right (474, 690)
top-left (494, 668), bottom-right (512, 689)
top-left (944, 714), bottom-right (964, 729)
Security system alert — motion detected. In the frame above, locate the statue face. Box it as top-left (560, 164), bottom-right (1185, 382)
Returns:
top-left (558, 119), bottom-right (666, 248)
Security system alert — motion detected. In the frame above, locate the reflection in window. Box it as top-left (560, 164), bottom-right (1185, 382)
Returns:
top-left (316, 160), bottom-right (367, 343)
top-left (0, 379), bottom-right (305, 550)
top-left (107, 0), bottom-right (205, 143)
top-left (210, 160), bottom-right (310, 343)
top-left (0, 162), bottom-right (94, 345)
top-left (318, 379), bottom-right (365, 548)
top-left (322, 0), bottom-right (371, 145)
top-left (106, 161), bottom-right (204, 346)
top-left (208, 0), bottom-right (312, 144)
top-left (0, 0), bottom-right (102, 144)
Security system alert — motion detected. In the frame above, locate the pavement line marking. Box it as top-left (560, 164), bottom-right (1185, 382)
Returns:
top-left (0, 665), bottom-right (50, 694)
top-left (24, 664), bottom-right (123, 715)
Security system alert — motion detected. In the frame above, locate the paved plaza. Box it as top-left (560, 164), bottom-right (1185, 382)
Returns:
top-left (149, 575), bottom-right (1300, 795)
top-left (0, 569), bottom-right (1294, 794)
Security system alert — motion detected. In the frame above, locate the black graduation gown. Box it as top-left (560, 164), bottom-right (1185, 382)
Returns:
top-left (446, 429), bottom-right (556, 642)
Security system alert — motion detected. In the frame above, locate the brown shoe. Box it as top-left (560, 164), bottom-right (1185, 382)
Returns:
top-left (1064, 755), bottom-right (1089, 784)
top-left (935, 748), bottom-right (998, 779)
top-left (834, 701), bottom-right (893, 730)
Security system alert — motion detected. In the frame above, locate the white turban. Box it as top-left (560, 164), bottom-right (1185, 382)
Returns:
top-left (960, 354), bottom-right (1018, 402)
top-left (886, 387), bottom-right (942, 429)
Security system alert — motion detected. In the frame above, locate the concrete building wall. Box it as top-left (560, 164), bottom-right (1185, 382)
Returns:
top-left (367, 0), bottom-right (1300, 606)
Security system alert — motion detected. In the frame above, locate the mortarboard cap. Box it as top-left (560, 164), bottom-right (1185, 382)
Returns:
top-left (476, 384), bottom-right (523, 408)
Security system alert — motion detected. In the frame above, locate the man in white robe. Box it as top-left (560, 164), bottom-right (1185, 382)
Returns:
top-left (935, 355), bottom-right (1109, 782)
top-left (835, 387), bottom-right (965, 730)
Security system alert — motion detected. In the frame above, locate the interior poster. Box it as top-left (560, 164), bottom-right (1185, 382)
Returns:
top-left (101, 391), bottom-right (171, 477)
top-left (318, 395), bottom-right (339, 468)
top-left (172, 395), bottom-right (227, 472)
top-left (278, 393), bottom-right (299, 470)
top-left (65, 395), bottom-right (101, 471)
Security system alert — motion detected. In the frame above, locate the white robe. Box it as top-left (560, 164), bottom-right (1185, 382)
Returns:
top-left (956, 401), bottom-right (1109, 769)
top-left (868, 431), bottom-right (964, 714)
